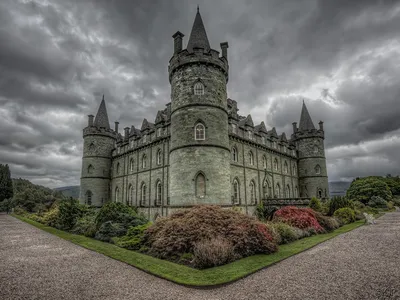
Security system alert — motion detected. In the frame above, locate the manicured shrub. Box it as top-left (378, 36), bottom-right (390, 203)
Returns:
top-left (192, 237), bottom-right (235, 269)
top-left (56, 199), bottom-right (86, 230)
top-left (328, 196), bottom-right (354, 216)
top-left (95, 221), bottom-right (127, 242)
top-left (353, 201), bottom-right (365, 210)
top-left (266, 222), bottom-right (299, 244)
top-left (333, 207), bottom-right (356, 224)
top-left (143, 205), bottom-right (277, 265)
top-left (71, 214), bottom-right (97, 237)
top-left (95, 202), bottom-right (146, 228)
top-left (113, 222), bottom-right (152, 250)
top-left (314, 212), bottom-right (340, 232)
top-left (367, 196), bottom-right (387, 208)
top-left (273, 206), bottom-right (324, 232)
top-left (309, 197), bottom-right (322, 212)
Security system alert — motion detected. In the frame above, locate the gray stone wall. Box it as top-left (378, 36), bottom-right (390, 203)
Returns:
top-left (80, 133), bottom-right (115, 207)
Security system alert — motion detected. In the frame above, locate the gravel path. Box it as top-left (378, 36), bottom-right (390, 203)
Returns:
top-left (1, 212), bottom-right (399, 300)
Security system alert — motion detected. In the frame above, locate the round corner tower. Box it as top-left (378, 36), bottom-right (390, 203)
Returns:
top-left (80, 96), bottom-right (116, 207)
top-left (168, 9), bottom-right (231, 205)
top-left (293, 101), bottom-right (329, 199)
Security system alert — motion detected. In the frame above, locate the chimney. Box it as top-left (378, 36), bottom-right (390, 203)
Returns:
top-left (88, 115), bottom-right (94, 127)
top-left (124, 127), bottom-right (130, 140)
top-left (220, 42), bottom-right (229, 59)
top-left (319, 121), bottom-right (324, 131)
top-left (292, 122), bottom-right (297, 133)
top-left (172, 31), bottom-right (184, 54)
top-left (114, 121), bottom-right (119, 133)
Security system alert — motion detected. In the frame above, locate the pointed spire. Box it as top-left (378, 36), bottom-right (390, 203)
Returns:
top-left (299, 100), bottom-right (315, 130)
top-left (93, 96), bottom-right (110, 129)
top-left (187, 7), bottom-right (210, 52)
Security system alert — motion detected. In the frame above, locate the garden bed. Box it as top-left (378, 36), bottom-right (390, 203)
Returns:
top-left (12, 214), bottom-right (364, 287)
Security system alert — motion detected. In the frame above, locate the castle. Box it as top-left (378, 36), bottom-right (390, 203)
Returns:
top-left (79, 9), bottom-right (329, 219)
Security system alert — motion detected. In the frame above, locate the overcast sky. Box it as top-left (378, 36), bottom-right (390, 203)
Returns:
top-left (0, 0), bottom-right (399, 188)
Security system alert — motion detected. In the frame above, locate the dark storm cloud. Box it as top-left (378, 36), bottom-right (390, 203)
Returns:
top-left (0, 0), bottom-right (399, 187)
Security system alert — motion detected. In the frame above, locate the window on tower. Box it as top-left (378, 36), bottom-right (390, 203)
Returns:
top-left (195, 123), bottom-right (205, 140)
top-left (194, 82), bottom-right (204, 95)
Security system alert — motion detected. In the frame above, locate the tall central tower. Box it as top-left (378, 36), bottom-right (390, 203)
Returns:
top-left (168, 8), bottom-right (231, 205)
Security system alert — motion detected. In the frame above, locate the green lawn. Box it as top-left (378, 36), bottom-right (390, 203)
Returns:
top-left (13, 214), bottom-right (364, 287)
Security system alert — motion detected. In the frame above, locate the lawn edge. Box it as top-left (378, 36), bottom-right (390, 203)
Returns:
top-left (11, 214), bottom-right (366, 287)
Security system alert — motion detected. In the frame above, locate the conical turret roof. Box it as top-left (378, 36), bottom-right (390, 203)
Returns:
top-left (93, 95), bottom-right (110, 129)
top-left (299, 101), bottom-right (315, 130)
top-left (187, 7), bottom-right (210, 52)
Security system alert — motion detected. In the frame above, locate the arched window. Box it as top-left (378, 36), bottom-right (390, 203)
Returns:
top-left (155, 180), bottom-right (162, 206)
top-left (88, 143), bottom-right (95, 152)
top-left (140, 183), bottom-right (146, 206)
top-left (273, 158), bottom-right (278, 171)
top-left (262, 155), bottom-right (267, 169)
top-left (318, 189), bottom-right (323, 199)
top-left (156, 149), bottom-right (162, 165)
top-left (284, 161), bottom-right (288, 174)
top-left (263, 180), bottom-right (272, 198)
top-left (85, 190), bottom-right (92, 205)
top-left (195, 173), bottom-right (206, 198)
top-left (286, 185), bottom-right (290, 198)
top-left (87, 164), bottom-right (94, 174)
top-left (293, 164), bottom-right (297, 175)
top-left (295, 186), bottom-right (299, 198)
top-left (249, 151), bottom-right (254, 165)
top-left (275, 183), bottom-right (281, 198)
top-left (314, 146), bottom-right (319, 154)
top-left (130, 158), bottom-right (134, 172)
top-left (194, 81), bottom-right (204, 95)
top-left (248, 131), bottom-right (252, 140)
top-left (143, 134), bottom-right (147, 143)
top-left (128, 184), bottom-right (133, 206)
top-left (315, 165), bottom-right (321, 174)
top-left (233, 179), bottom-right (240, 204)
top-left (232, 147), bottom-right (238, 162)
top-left (116, 163), bottom-right (120, 175)
top-left (115, 187), bottom-right (120, 202)
top-left (195, 123), bottom-right (205, 140)
top-left (142, 154), bottom-right (147, 169)
top-left (261, 136), bottom-right (265, 144)
top-left (249, 181), bottom-right (256, 204)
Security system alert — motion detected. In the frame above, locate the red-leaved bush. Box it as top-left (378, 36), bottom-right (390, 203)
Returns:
top-left (273, 206), bottom-right (324, 232)
top-left (143, 205), bottom-right (278, 267)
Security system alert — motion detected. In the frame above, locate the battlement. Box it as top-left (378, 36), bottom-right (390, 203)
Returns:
top-left (292, 129), bottom-right (324, 140)
top-left (83, 126), bottom-right (117, 139)
top-left (168, 49), bottom-right (229, 83)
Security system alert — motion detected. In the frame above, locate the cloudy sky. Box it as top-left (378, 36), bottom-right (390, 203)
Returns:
top-left (0, 0), bottom-right (399, 188)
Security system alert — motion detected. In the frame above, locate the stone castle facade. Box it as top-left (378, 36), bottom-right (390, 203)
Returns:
top-left (79, 9), bottom-right (329, 219)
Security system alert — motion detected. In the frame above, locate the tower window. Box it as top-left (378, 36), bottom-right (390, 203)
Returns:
top-left (315, 165), bottom-right (321, 174)
top-left (314, 146), bottom-right (319, 154)
top-left (195, 123), bottom-right (205, 140)
top-left (156, 149), bottom-right (162, 165)
top-left (233, 179), bottom-right (240, 204)
top-left (249, 151), bottom-right (254, 165)
top-left (85, 190), bottom-right (92, 205)
top-left (142, 154), bottom-right (147, 169)
top-left (88, 143), bottom-right (95, 152)
top-left (194, 82), bottom-right (204, 95)
top-left (140, 183), bottom-right (146, 206)
top-left (195, 172), bottom-right (206, 198)
top-left (156, 180), bottom-right (162, 206)
top-left (87, 164), bottom-right (94, 174)
top-left (232, 147), bottom-right (238, 162)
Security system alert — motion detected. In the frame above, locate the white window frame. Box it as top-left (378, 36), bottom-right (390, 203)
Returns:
top-left (194, 82), bottom-right (204, 95)
top-left (195, 123), bottom-right (205, 140)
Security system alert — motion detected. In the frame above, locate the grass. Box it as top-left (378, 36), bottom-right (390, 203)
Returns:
top-left (13, 214), bottom-right (364, 287)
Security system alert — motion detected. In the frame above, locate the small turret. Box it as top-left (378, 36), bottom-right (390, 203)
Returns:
top-left (293, 101), bottom-right (329, 199)
top-left (80, 96), bottom-right (116, 207)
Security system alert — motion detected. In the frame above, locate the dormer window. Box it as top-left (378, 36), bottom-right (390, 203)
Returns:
top-left (157, 128), bottom-right (162, 137)
top-left (261, 136), bottom-right (265, 144)
top-left (232, 124), bottom-right (237, 134)
top-left (143, 134), bottom-right (147, 143)
top-left (195, 123), bottom-right (205, 140)
top-left (194, 82), bottom-right (204, 96)
top-left (248, 131), bottom-right (252, 140)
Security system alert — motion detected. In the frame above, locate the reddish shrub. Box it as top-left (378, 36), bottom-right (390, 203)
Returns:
top-left (273, 206), bottom-right (324, 232)
top-left (143, 205), bottom-right (278, 265)
top-left (192, 237), bottom-right (235, 269)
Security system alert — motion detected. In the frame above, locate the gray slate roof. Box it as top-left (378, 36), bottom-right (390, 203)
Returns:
top-left (186, 9), bottom-right (210, 52)
top-left (299, 101), bottom-right (315, 130)
top-left (93, 96), bottom-right (110, 129)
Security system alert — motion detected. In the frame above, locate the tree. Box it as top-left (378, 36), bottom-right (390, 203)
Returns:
top-left (346, 177), bottom-right (392, 204)
top-left (0, 164), bottom-right (13, 202)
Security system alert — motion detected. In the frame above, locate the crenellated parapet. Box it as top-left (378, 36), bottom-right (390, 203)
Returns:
top-left (292, 128), bottom-right (324, 141)
top-left (83, 126), bottom-right (117, 139)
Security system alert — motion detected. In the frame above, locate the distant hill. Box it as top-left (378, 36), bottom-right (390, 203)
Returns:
top-left (54, 186), bottom-right (80, 199)
top-left (329, 181), bottom-right (351, 197)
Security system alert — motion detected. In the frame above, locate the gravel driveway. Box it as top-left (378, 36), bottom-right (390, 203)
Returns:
top-left (1, 212), bottom-right (399, 300)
